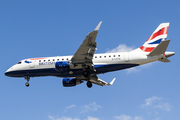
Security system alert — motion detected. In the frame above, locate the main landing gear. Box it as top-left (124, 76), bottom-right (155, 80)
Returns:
top-left (24, 76), bottom-right (30, 87)
top-left (83, 70), bottom-right (89, 77)
top-left (86, 81), bottom-right (92, 88)
top-left (83, 70), bottom-right (92, 88)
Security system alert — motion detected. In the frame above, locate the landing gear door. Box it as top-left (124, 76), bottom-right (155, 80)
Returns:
top-left (124, 52), bottom-right (129, 62)
top-left (29, 60), bottom-right (35, 68)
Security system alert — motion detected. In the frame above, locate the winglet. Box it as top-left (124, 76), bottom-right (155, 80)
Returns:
top-left (94, 21), bottom-right (102, 31)
top-left (109, 78), bottom-right (116, 85)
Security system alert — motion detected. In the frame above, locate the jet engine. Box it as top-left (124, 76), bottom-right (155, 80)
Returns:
top-left (55, 61), bottom-right (69, 71)
top-left (55, 61), bottom-right (85, 72)
top-left (62, 78), bottom-right (82, 87)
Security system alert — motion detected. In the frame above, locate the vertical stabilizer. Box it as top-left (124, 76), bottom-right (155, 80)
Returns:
top-left (139, 23), bottom-right (169, 53)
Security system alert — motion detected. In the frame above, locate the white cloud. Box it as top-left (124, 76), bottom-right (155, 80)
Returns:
top-left (115, 114), bottom-right (143, 120)
top-left (66, 104), bottom-right (76, 109)
top-left (84, 116), bottom-right (100, 120)
top-left (63, 102), bottom-right (101, 114)
top-left (141, 96), bottom-right (172, 112)
top-left (134, 116), bottom-right (143, 120)
top-left (126, 67), bottom-right (140, 73)
top-left (106, 44), bottom-right (135, 53)
top-left (81, 102), bottom-right (101, 113)
top-left (64, 104), bottom-right (76, 112)
top-left (48, 116), bottom-right (80, 120)
top-left (48, 116), bottom-right (100, 120)
top-left (115, 114), bottom-right (131, 120)
top-left (142, 96), bottom-right (162, 107)
top-left (154, 102), bottom-right (172, 111)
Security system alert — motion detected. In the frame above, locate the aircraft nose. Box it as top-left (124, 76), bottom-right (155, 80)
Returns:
top-left (5, 71), bottom-right (10, 76)
top-left (5, 67), bottom-right (13, 77)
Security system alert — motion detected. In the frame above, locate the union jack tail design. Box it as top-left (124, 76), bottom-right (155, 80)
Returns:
top-left (140, 23), bottom-right (169, 52)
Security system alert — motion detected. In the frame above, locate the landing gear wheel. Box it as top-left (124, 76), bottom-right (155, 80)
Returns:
top-left (83, 71), bottom-right (89, 77)
top-left (24, 76), bottom-right (30, 87)
top-left (25, 82), bottom-right (29, 87)
top-left (87, 81), bottom-right (92, 88)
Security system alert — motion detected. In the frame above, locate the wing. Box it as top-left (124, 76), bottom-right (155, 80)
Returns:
top-left (70, 21), bottom-right (102, 70)
top-left (76, 75), bottom-right (116, 86)
top-left (89, 75), bottom-right (116, 86)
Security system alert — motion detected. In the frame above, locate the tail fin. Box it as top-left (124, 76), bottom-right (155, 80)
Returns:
top-left (139, 23), bottom-right (169, 53)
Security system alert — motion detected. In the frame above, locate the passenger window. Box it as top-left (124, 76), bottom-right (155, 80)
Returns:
top-left (67, 58), bottom-right (68, 60)
top-left (62, 59), bottom-right (64, 61)
top-left (109, 55), bottom-right (111, 57)
top-left (100, 56), bottom-right (101, 58)
top-left (104, 56), bottom-right (106, 58)
top-left (118, 55), bottom-right (120, 57)
top-left (44, 60), bottom-right (46, 62)
top-left (48, 59), bottom-right (50, 61)
top-left (17, 61), bottom-right (21, 64)
top-left (57, 59), bottom-right (59, 61)
top-left (39, 60), bottom-right (41, 62)
top-left (95, 56), bottom-right (97, 58)
top-left (53, 59), bottom-right (55, 61)
top-left (114, 55), bottom-right (116, 57)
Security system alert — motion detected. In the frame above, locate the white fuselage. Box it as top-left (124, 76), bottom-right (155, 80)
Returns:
top-left (5, 50), bottom-right (161, 78)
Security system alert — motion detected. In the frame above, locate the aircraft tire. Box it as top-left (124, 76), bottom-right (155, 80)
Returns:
top-left (87, 81), bottom-right (92, 88)
top-left (25, 82), bottom-right (29, 87)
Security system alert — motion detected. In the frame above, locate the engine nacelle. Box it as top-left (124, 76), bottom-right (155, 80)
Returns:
top-left (55, 61), bottom-right (69, 71)
top-left (62, 78), bottom-right (82, 87)
top-left (55, 61), bottom-right (85, 71)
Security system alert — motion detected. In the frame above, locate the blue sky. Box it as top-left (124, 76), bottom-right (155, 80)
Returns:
top-left (0, 0), bottom-right (179, 120)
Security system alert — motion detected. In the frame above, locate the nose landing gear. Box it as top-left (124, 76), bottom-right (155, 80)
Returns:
top-left (25, 82), bottom-right (29, 87)
top-left (24, 76), bottom-right (30, 87)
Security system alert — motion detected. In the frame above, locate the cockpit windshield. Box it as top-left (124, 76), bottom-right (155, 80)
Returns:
top-left (17, 61), bottom-right (22, 64)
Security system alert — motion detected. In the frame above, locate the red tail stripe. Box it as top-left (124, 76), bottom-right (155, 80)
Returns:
top-left (140, 46), bottom-right (144, 50)
top-left (147, 27), bottom-right (168, 42)
top-left (145, 47), bottom-right (155, 52)
top-left (166, 26), bottom-right (169, 34)
top-left (30, 58), bottom-right (46, 60)
top-left (150, 27), bottom-right (166, 40)
top-left (140, 46), bottom-right (155, 52)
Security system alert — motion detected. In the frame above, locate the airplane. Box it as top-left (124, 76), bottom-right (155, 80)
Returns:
top-left (5, 21), bottom-right (175, 88)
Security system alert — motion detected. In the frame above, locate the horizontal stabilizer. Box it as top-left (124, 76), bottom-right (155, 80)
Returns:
top-left (158, 55), bottom-right (171, 62)
top-left (148, 40), bottom-right (170, 56)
